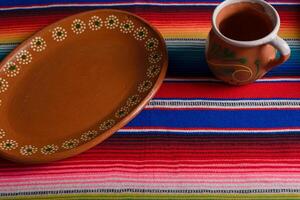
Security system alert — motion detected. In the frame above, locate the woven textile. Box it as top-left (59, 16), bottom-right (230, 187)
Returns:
top-left (1, 0), bottom-right (300, 199)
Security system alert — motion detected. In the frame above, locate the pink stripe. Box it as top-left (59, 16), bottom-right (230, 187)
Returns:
top-left (2, 168), bottom-right (300, 177)
top-left (2, 163), bottom-right (300, 168)
top-left (1, 163), bottom-right (300, 173)
top-left (2, 160), bottom-right (300, 167)
top-left (3, 178), bottom-right (300, 188)
top-left (121, 126), bottom-right (300, 131)
top-left (1, 182), bottom-right (300, 192)
top-left (3, 173), bottom-right (300, 181)
top-left (4, 172), bottom-right (300, 181)
top-left (2, 175), bottom-right (300, 184)
top-left (2, 159), bottom-right (300, 169)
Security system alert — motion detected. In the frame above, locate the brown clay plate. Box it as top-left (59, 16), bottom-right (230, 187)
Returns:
top-left (0, 9), bottom-right (168, 164)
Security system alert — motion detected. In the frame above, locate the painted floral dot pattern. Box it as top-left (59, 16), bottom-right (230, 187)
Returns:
top-left (16, 50), bottom-right (32, 65)
top-left (3, 61), bottom-right (20, 77)
top-left (71, 19), bottom-right (86, 34)
top-left (147, 65), bottom-right (161, 78)
top-left (138, 80), bottom-right (153, 93)
top-left (148, 52), bottom-right (162, 63)
top-left (126, 94), bottom-right (141, 106)
top-left (145, 38), bottom-right (159, 51)
top-left (0, 140), bottom-right (18, 151)
top-left (105, 15), bottom-right (119, 29)
top-left (120, 20), bottom-right (134, 33)
top-left (41, 144), bottom-right (59, 155)
top-left (115, 106), bottom-right (129, 118)
top-left (20, 145), bottom-right (38, 156)
top-left (0, 129), bottom-right (5, 139)
top-left (88, 16), bottom-right (103, 31)
top-left (52, 27), bottom-right (67, 41)
top-left (99, 119), bottom-right (115, 131)
top-left (0, 78), bottom-right (9, 93)
top-left (30, 37), bottom-right (47, 52)
top-left (133, 27), bottom-right (148, 41)
top-left (62, 139), bottom-right (80, 149)
top-left (81, 130), bottom-right (98, 141)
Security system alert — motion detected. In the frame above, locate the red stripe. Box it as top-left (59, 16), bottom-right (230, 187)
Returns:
top-left (122, 126), bottom-right (300, 130)
top-left (1, 136), bottom-right (300, 170)
top-left (155, 82), bottom-right (300, 98)
top-left (0, 9), bottom-right (298, 32)
top-left (144, 107), bottom-right (300, 111)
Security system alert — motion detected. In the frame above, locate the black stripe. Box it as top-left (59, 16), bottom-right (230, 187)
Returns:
top-left (2, 188), bottom-right (300, 196)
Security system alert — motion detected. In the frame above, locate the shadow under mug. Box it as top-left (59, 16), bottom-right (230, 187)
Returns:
top-left (205, 0), bottom-right (291, 85)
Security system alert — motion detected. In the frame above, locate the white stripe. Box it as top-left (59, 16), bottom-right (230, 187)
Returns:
top-left (119, 128), bottom-right (300, 133)
top-left (2, 177), bottom-right (300, 187)
top-left (1, 2), bottom-right (300, 11)
top-left (1, 182), bottom-right (300, 192)
top-left (257, 78), bottom-right (300, 82)
top-left (146, 99), bottom-right (300, 109)
top-left (165, 77), bottom-right (300, 82)
top-left (3, 173), bottom-right (300, 182)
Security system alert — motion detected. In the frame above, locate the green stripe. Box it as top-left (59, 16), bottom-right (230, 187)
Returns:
top-left (1, 193), bottom-right (300, 200)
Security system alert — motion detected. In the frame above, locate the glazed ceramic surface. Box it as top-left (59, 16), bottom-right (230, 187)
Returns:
top-left (0, 9), bottom-right (168, 163)
top-left (206, 0), bottom-right (290, 85)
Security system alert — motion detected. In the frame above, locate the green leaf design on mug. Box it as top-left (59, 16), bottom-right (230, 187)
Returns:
top-left (239, 57), bottom-right (247, 64)
top-left (223, 48), bottom-right (235, 59)
top-left (211, 43), bottom-right (247, 64)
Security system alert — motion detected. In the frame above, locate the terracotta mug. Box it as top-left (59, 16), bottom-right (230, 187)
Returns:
top-left (205, 0), bottom-right (290, 85)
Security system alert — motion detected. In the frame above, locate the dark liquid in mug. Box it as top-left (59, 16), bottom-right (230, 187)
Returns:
top-left (219, 7), bottom-right (274, 41)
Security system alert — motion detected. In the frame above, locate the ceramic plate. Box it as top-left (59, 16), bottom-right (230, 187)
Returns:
top-left (0, 9), bottom-right (168, 164)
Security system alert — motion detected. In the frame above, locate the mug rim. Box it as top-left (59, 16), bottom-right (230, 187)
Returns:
top-left (212, 0), bottom-right (280, 47)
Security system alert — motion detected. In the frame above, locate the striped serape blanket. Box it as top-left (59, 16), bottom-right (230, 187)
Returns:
top-left (1, 0), bottom-right (300, 199)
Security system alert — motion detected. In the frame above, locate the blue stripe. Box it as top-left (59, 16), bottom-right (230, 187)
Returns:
top-left (0, 0), bottom-right (131, 7)
top-left (1, 41), bottom-right (300, 76)
top-left (0, 0), bottom-right (243, 7)
top-left (117, 130), bottom-right (300, 135)
top-left (126, 110), bottom-right (300, 128)
top-left (0, 0), bottom-right (299, 7)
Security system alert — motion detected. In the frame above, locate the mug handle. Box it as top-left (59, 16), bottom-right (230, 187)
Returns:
top-left (266, 36), bottom-right (291, 70)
